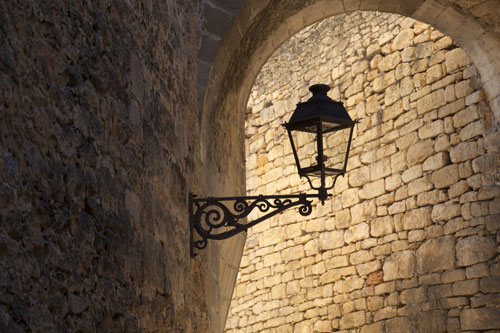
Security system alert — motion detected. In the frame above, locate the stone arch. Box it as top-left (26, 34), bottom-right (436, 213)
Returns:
top-left (199, 0), bottom-right (500, 330)
top-left (229, 6), bottom-right (500, 331)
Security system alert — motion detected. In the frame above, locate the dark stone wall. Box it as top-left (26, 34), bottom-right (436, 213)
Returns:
top-left (0, 1), bottom-right (218, 331)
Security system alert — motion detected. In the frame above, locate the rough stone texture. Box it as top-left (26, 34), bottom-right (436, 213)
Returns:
top-left (460, 308), bottom-right (500, 331)
top-left (0, 1), bottom-right (243, 332)
top-left (226, 9), bottom-right (500, 333)
top-left (383, 250), bottom-right (416, 281)
top-left (456, 236), bottom-right (496, 266)
top-left (416, 236), bottom-right (455, 274)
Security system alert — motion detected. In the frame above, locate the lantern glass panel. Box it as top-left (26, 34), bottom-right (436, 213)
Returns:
top-left (290, 128), bottom-right (318, 171)
top-left (323, 124), bottom-right (352, 174)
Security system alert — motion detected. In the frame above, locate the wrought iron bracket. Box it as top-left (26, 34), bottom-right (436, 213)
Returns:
top-left (189, 192), bottom-right (322, 257)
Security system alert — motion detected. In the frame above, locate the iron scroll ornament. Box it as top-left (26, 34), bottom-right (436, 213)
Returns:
top-left (189, 193), bottom-right (322, 257)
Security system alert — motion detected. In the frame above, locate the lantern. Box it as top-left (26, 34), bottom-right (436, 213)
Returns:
top-left (284, 84), bottom-right (356, 203)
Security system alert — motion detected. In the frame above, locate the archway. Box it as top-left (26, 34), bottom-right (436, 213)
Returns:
top-left (200, 0), bottom-right (500, 329)
top-left (227, 10), bottom-right (499, 331)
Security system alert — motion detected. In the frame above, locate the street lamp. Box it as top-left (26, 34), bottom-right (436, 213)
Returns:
top-left (189, 84), bottom-right (357, 257)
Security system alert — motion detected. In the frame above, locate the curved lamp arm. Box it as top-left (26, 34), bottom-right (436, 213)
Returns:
top-left (189, 192), bottom-right (325, 257)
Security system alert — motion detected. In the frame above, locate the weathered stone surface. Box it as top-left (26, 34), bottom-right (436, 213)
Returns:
top-left (417, 236), bottom-right (455, 273)
top-left (445, 48), bottom-right (470, 74)
top-left (479, 276), bottom-right (500, 293)
top-left (383, 250), bottom-right (416, 281)
top-left (340, 311), bottom-right (366, 329)
top-left (319, 231), bottom-right (344, 250)
top-left (451, 141), bottom-right (480, 163)
top-left (417, 89), bottom-right (445, 115)
top-left (431, 202), bottom-right (461, 221)
top-left (345, 223), bottom-right (370, 244)
top-left (460, 308), bottom-right (500, 330)
top-left (456, 236), bottom-right (496, 266)
top-left (407, 140), bottom-right (435, 166)
top-left (417, 311), bottom-right (447, 332)
top-left (402, 207), bottom-right (432, 230)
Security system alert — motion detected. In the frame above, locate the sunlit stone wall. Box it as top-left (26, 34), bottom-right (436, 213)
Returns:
top-left (226, 11), bottom-right (500, 333)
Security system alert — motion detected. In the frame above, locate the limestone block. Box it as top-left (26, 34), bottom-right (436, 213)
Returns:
top-left (415, 42), bottom-right (434, 59)
top-left (311, 261), bottom-right (326, 275)
top-left (448, 180), bottom-right (470, 199)
top-left (452, 104), bottom-right (479, 128)
top-left (282, 245), bottom-right (305, 262)
top-left (455, 79), bottom-right (473, 99)
top-left (335, 209), bottom-right (351, 229)
top-left (431, 164), bottom-right (459, 188)
top-left (370, 158), bottom-right (391, 181)
top-left (305, 219), bottom-right (325, 233)
top-left (340, 311), bottom-right (366, 329)
top-left (389, 151), bottom-right (406, 173)
top-left (378, 52), bottom-right (401, 72)
top-left (416, 89), bottom-right (445, 115)
top-left (452, 279), bottom-right (479, 296)
top-left (438, 98), bottom-right (464, 118)
top-left (343, 276), bottom-right (364, 293)
top-left (402, 207), bottom-right (432, 230)
top-left (396, 62), bottom-right (411, 80)
top-left (460, 308), bottom-right (500, 331)
top-left (350, 250), bottom-right (371, 265)
top-left (396, 132), bottom-right (419, 151)
top-left (444, 48), bottom-right (470, 74)
top-left (459, 119), bottom-right (485, 141)
top-left (304, 239), bottom-right (319, 256)
top-left (417, 310), bottom-right (446, 332)
top-left (385, 84), bottom-right (400, 106)
top-left (407, 176), bottom-right (433, 197)
top-left (344, 222), bottom-right (370, 244)
top-left (401, 45), bottom-right (415, 62)
top-left (434, 135), bottom-right (450, 152)
top-left (385, 174), bottom-right (402, 192)
top-left (360, 179), bottom-right (385, 200)
top-left (416, 236), bottom-right (455, 274)
top-left (264, 252), bottom-right (282, 268)
top-left (450, 141), bottom-right (478, 163)
top-left (392, 29), bottom-right (414, 51)
top-left (418, 119), bottom-right (444, 139)
top-left (357, 260), bottom-right (381, 276)
top-left (400, 287), bottom-right (427, 304)
top-left (422, 152), bottom-right (449, 171)
top-left (383, 250), bottom-right (415, 281)
top-left (319, 230), bottom-right (344, 250)
top-left (436, 36), bottom-right (453, 50)
top-left (407, 139), bottom-right (434, 166)
top-left (313, 320), bottom-right (332, 332)
top-left (371, 216), bottom-right (394, 237)
top-left (456, 235), bottom-right (496, 266)
top-left (342, 188), bottom-right (360, 208)
top-left (426, 64), bottom-right (442, 84)
top-left (465, 263), bottom-right (489, 279)
top-left (479, 276), bottom-right (500, 293)
top-left (260, 106), bottom-right (275, 124)
top-left (260, 227), bottom-right (285, 247)
top-left (349, 166), bottom-right (370, 187)
top-left (388, 201), bottom-right (406, 215)
top-left (402, 165), bottom-right (423, 183)
top-left (465, 90), bottom-right (484, 106)
top-left (366, 43), bottom-right (381, 58)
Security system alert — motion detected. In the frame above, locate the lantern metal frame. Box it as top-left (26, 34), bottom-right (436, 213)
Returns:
top-left (189, 84), bottom-right (357, 258)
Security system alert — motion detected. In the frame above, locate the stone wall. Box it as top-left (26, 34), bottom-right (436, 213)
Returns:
top-left (0, 1), bottom-right (242, 332)
top-left (226, 11), bottom-right (500, 332)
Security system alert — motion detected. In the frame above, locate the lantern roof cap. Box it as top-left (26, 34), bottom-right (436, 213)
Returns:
top-left (285, 84), bottom-right (354, 128)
